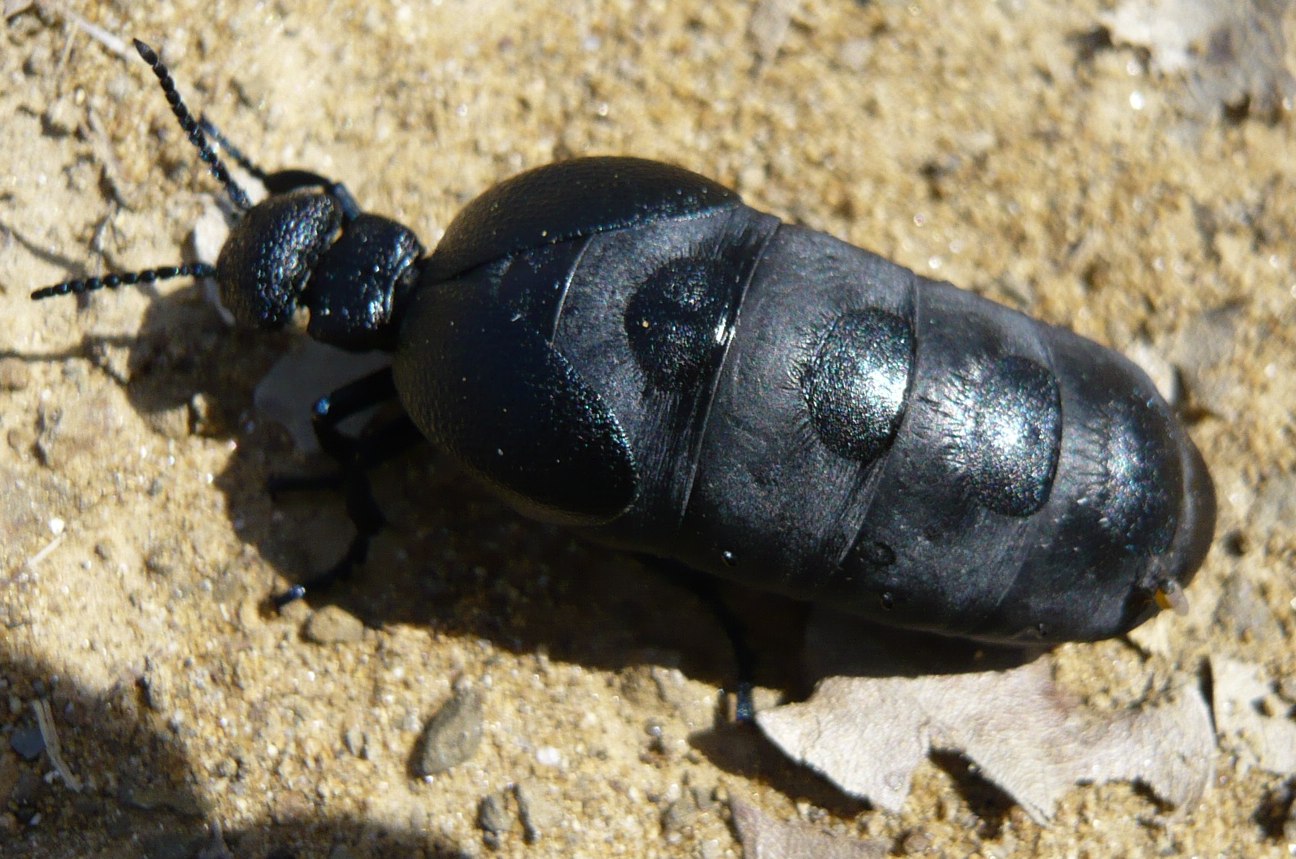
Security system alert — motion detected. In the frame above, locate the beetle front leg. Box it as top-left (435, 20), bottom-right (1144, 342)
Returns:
top-left (269, 367), bottom-right (424, 608)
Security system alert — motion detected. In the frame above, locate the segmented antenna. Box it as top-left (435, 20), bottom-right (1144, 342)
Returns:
top-left (198, 116), bottom-right (270, 183)
top-left (132, 39), bottom-right (253, 212)
top-left (202, 114), bottom-right (342, 200)
top-left (31, 263), bottom-right (217, 301)
top-left (32, 41), bottom-right (257, 302)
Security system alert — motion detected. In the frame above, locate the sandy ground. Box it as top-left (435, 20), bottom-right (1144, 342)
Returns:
top-left (2, 1), bottom-right (1295, 857)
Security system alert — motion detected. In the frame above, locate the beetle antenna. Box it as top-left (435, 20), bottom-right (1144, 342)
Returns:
top-left (31, 263), bottom-right (217, 301)
top-left (201, 113), bottom-right (349, 201)
top-left (198, 115), bottom-right (271, 183)
top-left (132, 39), bottom-right (253, 212)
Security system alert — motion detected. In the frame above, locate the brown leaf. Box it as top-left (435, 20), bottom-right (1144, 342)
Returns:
top-left (757, 658), bottom-right (1214, 824)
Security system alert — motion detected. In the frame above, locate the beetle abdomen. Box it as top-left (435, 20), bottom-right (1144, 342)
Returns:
top-left (645, 223), bottom-right (1211, 642)
top-left (558, 218), bottom-right (1211, 643)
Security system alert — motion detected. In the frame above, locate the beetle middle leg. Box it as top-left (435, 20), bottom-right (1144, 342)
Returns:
top-left (268, 366), bottom-right (424, 607)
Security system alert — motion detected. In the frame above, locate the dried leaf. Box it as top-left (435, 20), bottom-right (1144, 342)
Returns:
top-left (5, 0), bottom-right (36, 19)
top-left (729, 798), bottom-right (888, 859)
top-left (1101, 0), bottom-right (1296, 118)
top-left (757, 658), bottom-right (1214, 824)
top-left (254, 340), bottom-right (391, 452)
top-left (1102, 0), bottom-right (1229, 73)
top-left (1211, 656), bottom-right (1296, 776)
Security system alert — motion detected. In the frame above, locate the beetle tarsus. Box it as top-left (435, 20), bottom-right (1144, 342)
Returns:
top-left (647, 558), bottom-right (761, 724)
top-left (733, 681), bottom-right (756, 725)
top-left (271, 529), bottom-right (372, 608)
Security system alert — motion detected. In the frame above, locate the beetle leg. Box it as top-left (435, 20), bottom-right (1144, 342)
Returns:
top-left (270, 367), bottom-right (424, 608)
top-left (309, 367), bottom-right (399, 459)
top-left (639, 557), bottom-right (758, 724)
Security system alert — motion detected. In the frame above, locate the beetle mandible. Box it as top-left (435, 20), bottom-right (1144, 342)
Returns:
top-left (34, 41), bottom-right (1215, 645)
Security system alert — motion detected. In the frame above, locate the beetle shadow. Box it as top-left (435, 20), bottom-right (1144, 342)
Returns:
top-left (233, 405), bottom-right (1050, 832)
top-left (0, 649), bottom-right (465, 858)
top-left (14, 285), bottom-right (768, 689)
top-left (27, 285), bottom-right (1048, 677)
top-left (9, 284), bottom-right (290, 441)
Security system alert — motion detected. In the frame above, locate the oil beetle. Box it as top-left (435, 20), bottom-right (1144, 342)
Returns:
top-left (34, 41), bottom-right (1215, 645)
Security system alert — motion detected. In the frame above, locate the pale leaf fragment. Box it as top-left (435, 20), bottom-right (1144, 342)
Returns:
top-left (729, 798), bottom-right (888, 859)
top-left (254, 340), bottom-right (391, 453)
top-left (4, 0), bottom-right (34, 18)
top-left (1211, 655), bottom-right (1296, 776)
top-left (748, 0), bottom-right (798, 66)
top-left (757, 658), bottom-right (1214, 824)
top-left (1102, 0), bottom-right (1225, 73)
top-left (1101, 0), bottom-right (1295, 117)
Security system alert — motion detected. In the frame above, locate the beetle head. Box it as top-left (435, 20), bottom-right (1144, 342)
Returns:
top-left (32, 39), bottom-right (423, 354)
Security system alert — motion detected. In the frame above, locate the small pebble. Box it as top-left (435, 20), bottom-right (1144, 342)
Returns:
top-left (9, 725), bottom-right (44, 761)
top-left (662, 788), bottom-right (700, 833)
top-left (478, 790), bottom-right (515, 843)
top-left (343, 727), bottom-right (368, 758)
top-left (304, 605), bottom-right (365, 644)
top-left (10, 770), bottom-right (41, 808)
top-left (412, 688), bottom-right (483, 776)
top-left (515, 780), bottom-right (562, 843)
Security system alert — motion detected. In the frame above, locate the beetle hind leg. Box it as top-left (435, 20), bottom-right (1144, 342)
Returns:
top-left (639, 558), bottom-right (759, 724)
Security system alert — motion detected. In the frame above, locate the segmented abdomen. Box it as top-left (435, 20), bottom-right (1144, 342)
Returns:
top-left (556, 208), bottom-right (1209, 642)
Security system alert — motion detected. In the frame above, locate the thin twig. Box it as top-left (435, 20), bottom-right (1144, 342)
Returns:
top-left (34, 699), bottom-right (82, 792)
top-left (48, 1), bottom-right (131, 59)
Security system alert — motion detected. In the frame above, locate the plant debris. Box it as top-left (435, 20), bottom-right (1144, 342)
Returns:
top-left (1100, 0), bottom-right (1296, 119)
top-left (757, 656), bottom-right (1214, 824)
top-left (1211, 656), bottom-right (1296, 776)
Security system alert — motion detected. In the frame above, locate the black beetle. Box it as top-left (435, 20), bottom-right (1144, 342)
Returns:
top-left (34, 41), bottom-right (1215, 645)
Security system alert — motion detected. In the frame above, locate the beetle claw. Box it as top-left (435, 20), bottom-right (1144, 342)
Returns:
top-left (1154, 580), bottom-right (1190, 616)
